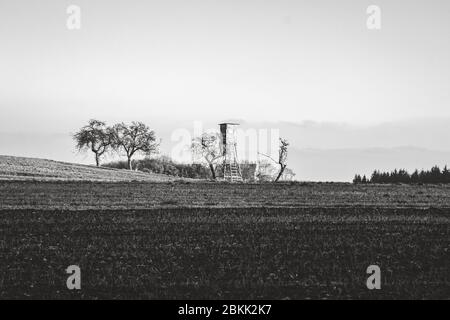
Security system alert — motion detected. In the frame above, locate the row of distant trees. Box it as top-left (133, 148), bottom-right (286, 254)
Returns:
top-left (104, 157), bottom-right (296, 182)
top-left (103, 156), bottom-right (211, 179)
top-left (74, 119), bottom-right (294, 181)
top-left (354, 166), bottom-right (450, 184)
top-left (103, 157), bottom-right (258, 181)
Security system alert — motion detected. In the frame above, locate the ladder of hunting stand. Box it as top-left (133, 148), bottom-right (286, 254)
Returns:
top-left (224, 163), bottom-right (243, 182)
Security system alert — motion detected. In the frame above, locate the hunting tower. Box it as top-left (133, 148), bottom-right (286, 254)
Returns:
top-left (219, 123), bottom-right (243, 182)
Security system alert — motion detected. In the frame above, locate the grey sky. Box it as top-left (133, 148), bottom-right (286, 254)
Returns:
top-left (1, 0), bottom-right (450, 130)
top-left (0, 1), bottom-right (450, 180)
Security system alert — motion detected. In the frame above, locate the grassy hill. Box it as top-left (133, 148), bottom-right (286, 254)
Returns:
top-left (0, 155), bottom-right (178, 182)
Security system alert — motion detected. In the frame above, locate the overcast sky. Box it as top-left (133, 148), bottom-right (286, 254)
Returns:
top-left (1, 0), bottom-right (449, 131)
top-left (1, 1), bottom-right (450, 179)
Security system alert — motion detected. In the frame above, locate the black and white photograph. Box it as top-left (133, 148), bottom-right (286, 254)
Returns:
top-left (0, 0), bottom-right (449, 307)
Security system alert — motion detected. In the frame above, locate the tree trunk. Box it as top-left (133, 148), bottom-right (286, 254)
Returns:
top-left (127, 157), bottom-right (133, 170)
top-left (95, 154), bottom-right (100, 167)
top-left (274, 165), bottom-right (286, 182)
top-left (209, 163), bottom-right (216, 180)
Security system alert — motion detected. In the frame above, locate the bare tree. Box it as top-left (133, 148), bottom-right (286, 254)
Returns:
top-left (259, 138), bottom-right (289, 182)
top-left (111, 122), bottom-right (159, 170)
top-left (73, 119), bottom-right (112, 167)
top-left (191, 132), bottom-right (222, 180)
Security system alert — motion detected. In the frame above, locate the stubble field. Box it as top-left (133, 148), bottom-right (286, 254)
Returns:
top-left (0, 181), bottom-right (449, 299)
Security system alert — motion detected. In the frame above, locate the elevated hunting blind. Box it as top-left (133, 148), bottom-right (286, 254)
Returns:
top-left (219, 123), bottom-right (243, 182)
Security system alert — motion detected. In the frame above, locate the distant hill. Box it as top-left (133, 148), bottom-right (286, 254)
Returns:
top-left (2, 118), bottom-right (450, 181)
top-left (0, 155), bottom-right (178, 182)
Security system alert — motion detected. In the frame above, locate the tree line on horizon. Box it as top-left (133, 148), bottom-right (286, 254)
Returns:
top-left (354, 166), bottom-right (450, 184)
